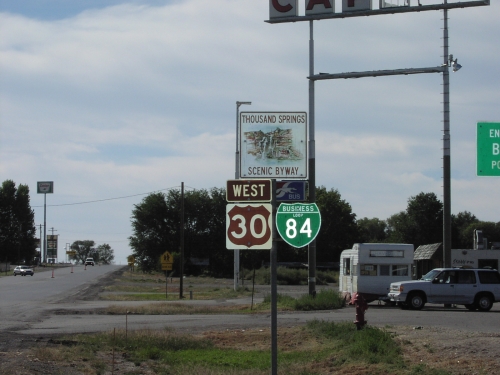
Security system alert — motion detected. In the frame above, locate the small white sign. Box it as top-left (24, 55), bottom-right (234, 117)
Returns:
top-left (239, 112), bottom-right (307, 180)
top-left (37, 181), bottom-right (54, 194)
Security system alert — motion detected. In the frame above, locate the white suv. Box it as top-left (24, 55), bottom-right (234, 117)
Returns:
top-left (85, 258), bottom-right (95, 266)
top-left (388, 268), bottom-right (500, 311)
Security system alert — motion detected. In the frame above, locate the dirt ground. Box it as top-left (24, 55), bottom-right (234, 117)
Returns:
top-left (2, 324), bottom-right (500, 375)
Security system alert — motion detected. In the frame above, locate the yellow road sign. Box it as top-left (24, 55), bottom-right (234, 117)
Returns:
top-left (161, 251), bottom-right (173, 264)
top-left (162, 263), bottom-right (173, 271)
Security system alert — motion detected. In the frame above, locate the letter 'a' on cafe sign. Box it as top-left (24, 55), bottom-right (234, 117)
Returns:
top-left (239, 112), bottom-right (307, 180)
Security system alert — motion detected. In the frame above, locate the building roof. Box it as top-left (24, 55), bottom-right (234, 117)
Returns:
top-left (414, 243), bottom-right (442, 260)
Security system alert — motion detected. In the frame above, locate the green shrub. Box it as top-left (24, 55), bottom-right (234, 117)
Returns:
top-left (242, 267), bottom-right (337, 286)
top-left (294, 289), bottom-right (344, 311)
top-left (261, 290), bottom-right (344, 311)
top-left (306, 320), bottom-right (403, 366)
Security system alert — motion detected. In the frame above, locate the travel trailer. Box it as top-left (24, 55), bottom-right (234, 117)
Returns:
top-left (339, 243), bottom-right (414, 303)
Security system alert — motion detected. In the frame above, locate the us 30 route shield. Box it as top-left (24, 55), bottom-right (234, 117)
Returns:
top-left (226, 204), bottom-right (272, 249)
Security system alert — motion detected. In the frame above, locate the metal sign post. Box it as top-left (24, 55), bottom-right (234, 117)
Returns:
top-left (161, 251), bottom-right (173, 299)
top-left (37, 181), bottom-right (53, 263)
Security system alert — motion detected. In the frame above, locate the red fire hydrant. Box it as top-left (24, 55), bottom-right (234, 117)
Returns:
top-left (349, 292), bottom-right (368, 330)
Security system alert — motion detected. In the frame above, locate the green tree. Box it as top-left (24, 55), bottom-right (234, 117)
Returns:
top-left (0, 180), bottom-right (37, 264)
top-left (129, 188), bottom-right (230, 275)
top-left (69, 240), bottom-right (95, 264)
top-left (95, 243), bottom-right (115, 264)
top-left (357, 217), bottom-right (387, 243)
top-left (386, 192), bottom-right (443, 249)
top-left (461, 221), bottom-right (500, 249)
top-left (452, 211), bottom-right (479, 248)
top-left (315, 186), bottom-right (359, 262)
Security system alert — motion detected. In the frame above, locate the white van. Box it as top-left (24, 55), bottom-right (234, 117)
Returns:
top-left (339, 243), bottom-right (414, 303)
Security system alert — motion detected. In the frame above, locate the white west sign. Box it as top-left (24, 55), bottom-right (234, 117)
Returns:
top-left (239, 112), bottom-right (307, 180)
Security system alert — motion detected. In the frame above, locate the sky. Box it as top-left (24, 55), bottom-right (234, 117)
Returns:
top-left (1, 0), bottom-right (499, 265)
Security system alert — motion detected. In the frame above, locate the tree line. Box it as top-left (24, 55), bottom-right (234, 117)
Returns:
top-left (0, 180), bottom-right (115, 265)
top-left (129, 188), bottom-right (500, 275)
top-left (1, 179), bottom-right (497, 271)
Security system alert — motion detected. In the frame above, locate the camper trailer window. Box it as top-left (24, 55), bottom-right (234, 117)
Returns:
top-left (360, 264), bottom-right (377, 276)
top-left (370, 250), bottom-right (404, 257)
top-left (380, 265), bottom-right (390, 276)
top-left (392, 265), bottom-right (409, 276)
top-left (343, 258), bottom-right (351, 275)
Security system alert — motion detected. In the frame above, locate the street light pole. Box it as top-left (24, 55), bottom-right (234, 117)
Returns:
top-left (308, 20), bottom-right (317, 296)
top-left (235, 101), bottom-right (251, 291)
top-left (442, 0), bottom-right (452, 267)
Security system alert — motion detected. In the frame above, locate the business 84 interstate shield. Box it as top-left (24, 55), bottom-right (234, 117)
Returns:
top-left (226, 204), bottom-right (272, 250)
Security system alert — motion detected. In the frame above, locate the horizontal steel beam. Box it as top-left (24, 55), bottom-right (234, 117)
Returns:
top-left (308, 66), bottom-right (446, 81)
top-left (265, 1), bottom-right (489, 24)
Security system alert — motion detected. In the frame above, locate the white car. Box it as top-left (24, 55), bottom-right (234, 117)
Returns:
top-left (388, 268), bottom-right (500, 311)
top-left (85, 258), bottom-right (95, 266)
top-left (13, 266), bottom-right (34, 276)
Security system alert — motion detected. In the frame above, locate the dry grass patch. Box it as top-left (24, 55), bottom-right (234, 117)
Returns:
top-left (106, 302), bottom-right (254, 315)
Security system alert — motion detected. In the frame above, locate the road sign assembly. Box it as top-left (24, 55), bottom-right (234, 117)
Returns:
top-left (275, 203), bottom-right (321, 248)
top-left (226, 203), bottom-right (272, 249)
top-left (226, 179), bottom-right (272, 202)
top-left (239, 112), bottom-right (307, 180)
top-left (477, 122), bottom-right (500, 176)
top-left (276, 180), bottom-right (306, 201)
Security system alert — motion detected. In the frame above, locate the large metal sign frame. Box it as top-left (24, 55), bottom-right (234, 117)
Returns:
top-left (266, 1), bottom-right (490, 23)
top-left (265, 2), bottom-right (490, 374)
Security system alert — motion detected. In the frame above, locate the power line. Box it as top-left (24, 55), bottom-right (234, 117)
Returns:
top-left (32, 185), bottom-right (196, 208)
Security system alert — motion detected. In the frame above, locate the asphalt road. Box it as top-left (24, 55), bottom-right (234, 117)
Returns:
top-left (1, 265), bottom-right (500, 336)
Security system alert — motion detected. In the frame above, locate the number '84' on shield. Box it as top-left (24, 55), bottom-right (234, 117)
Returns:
top-left (276, 203), bottom-right (321, 248)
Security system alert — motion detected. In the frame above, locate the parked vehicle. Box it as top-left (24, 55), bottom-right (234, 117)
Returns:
top-left (388, 268), bottom-right (500, 311)
top-left (85, 258), bottom-right (95, 266)
top-left (13, 265), bottom-right (34, 276)
top-left (339, 243), bottom-right (414, 303)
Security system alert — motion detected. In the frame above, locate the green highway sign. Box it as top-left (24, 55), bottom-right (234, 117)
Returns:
top-left (276, 203), bottom-right (321, 248)
top-left (477, 122), bottom-right (500, 176)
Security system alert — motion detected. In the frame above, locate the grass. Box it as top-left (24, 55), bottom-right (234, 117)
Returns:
top-left (258, 290), bottom-right (345, 311)
top-left (104, 289), bottom-right (344, 315)
top-left (39, 321), bottom-right (454, 375)
top-left (242, 267), bottom-right (337, 286)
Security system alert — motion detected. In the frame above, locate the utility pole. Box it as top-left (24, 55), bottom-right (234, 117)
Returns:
top-left (179, 182), bottom-right (184, 299)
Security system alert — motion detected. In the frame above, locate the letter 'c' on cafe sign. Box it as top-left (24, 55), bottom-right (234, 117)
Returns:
top-left (269, 0), bottom-right (335, 19)
top-left (269, 0), bottom-right (298, 18)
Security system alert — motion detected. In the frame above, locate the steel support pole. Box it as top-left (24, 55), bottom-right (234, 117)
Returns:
top-left (443, 1), bottom-right (452, 267)
top-left (270, 179), bottom-right (278, 375)
top-left (234, 101), bottom-right (251, 291)
top-left (308, 20), bottom-right (317, 296)
top-left (179, 182), bottom-right (184, 299)
top-left (43, 193), bottom-right (47, 263)
top-left (235, 103), bottom-right (240, 291)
